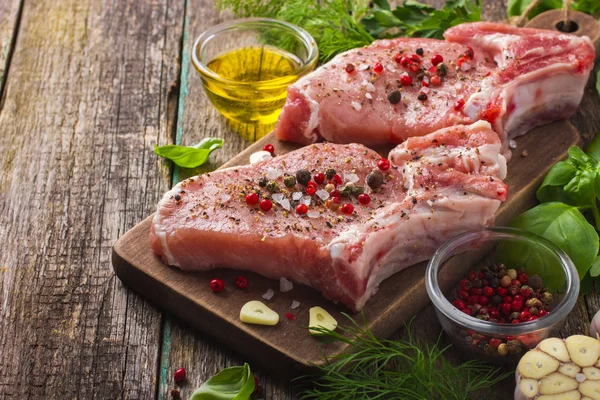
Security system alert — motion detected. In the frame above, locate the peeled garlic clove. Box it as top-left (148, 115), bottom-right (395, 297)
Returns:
top-left (240, 301), bottom-right (279, 326)
top-left (519, 350), bottom-right (561, 379)
top-left (561, 364), bottom-right (583, 378)
top-left (520, 378), bottom-right (540, 398)
top-left (566, 336), bottom-right (600, 367)
top-left (308, 306), bottom-right (337, 335)
top-left (540, 338), bottom-right (571, 362)
top-left (579, 380), bottom-right (600, 399)
top-left (584, 367), bottom-right (600, 381)
top-left (537, 390), bottom-right (581, 400)
top-left (539, 372), bottom-right (579, 395)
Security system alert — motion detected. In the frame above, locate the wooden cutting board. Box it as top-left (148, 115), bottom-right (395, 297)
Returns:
top-left (112, 120), bottom-right (579, 378)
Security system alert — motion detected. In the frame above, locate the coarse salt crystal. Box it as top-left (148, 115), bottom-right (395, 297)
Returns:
top-left (351, 101), bottom-right (362, 111)
top-left (220, 194), bottom-right (231, 202)
top-left (366, 83), bottom-right (376, 92)
top-left (204, 185), bottom-right (219, 195)
top-left (454, 82), bottom-right (463, 90)
top-left (280, 198), bottom-right (291, 211)
top-left (307, 210), bottom-right (320, 218)
top-left (344, 173), bottom-right (359, 183)
top-left (301, 196), bottom-right (311, 206)
top-left (292, 192), bottom-right (303, 201)
top-left (249, 150), bottom-right (273, 164)
top-left (272, 193), bottom-right (284, 203)
top-left (262, 289), bottom-right (275, 300)
top-left (427, 199), bottom-right (433, 207)
top-left (460, 62), bottom-right (471, 71)
top-left (365, 93), bottom-right (372, 100)
top-left (421, 87), bottom-right (430, 94)
top-left (385, 63), bottom-right (395, 72)
top-left (291, 300), bottom-right (300, 309)
top-left (316, 189), bottom-right (330, 201)
top-left (266, 168), bottom-right (282, 180)
top-left (280, 277), bottom-right (294, 292)
top-left (358, 64), bottom-right (370, 71)
top-left (509, 139), bottom-right (517, 149)
top-left (422, 76), bottom-right (430, 84)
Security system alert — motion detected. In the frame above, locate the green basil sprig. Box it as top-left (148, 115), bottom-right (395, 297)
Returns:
top-left (508, 134), bottom-right (600, 292)
top-left (507, 0), bottom-right (600, 21)
top-left (154, 137), bottom-right (224, 168)
top-left (190, 363), bottom-right (254, 400)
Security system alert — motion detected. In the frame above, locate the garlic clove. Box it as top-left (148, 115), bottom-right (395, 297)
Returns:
top-left (240, 301), bottom-right (279, 326)
top-left (579, 380), bottom-right (600, 399)
top-left (520, 378), bottom-right (539, 398)
top-left (560, 363), bottom-right (583, 378)
top-left (308, 306), bottom-right (337, 335)
top-left (584, 367), bottom-right (600, 381)
top-left (566, 336), bottom-right (600, 367)
top-left (539, 372), bottom-right (579, 395)
top-left (540, 338), bottom-right (571, 362)
top-left (537, 390), bottom-right (581, 400)
top-left (518, 350), bottom-right (561, 379)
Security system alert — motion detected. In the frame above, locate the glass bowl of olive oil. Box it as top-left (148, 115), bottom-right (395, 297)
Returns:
top-left (192, 18), bottom-right (318, 142)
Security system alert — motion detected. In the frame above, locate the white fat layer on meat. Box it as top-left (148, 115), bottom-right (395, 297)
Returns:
top-left (355, 196), bottom-right (501, 309)
top-left (152, 196), bottom-right (180, 267)
top-left (463, 76), bottom-right (494, 120)
top-left (502, 66), bottom-right (588, 138)
top-left (297, 87), bottom-right (321, 143)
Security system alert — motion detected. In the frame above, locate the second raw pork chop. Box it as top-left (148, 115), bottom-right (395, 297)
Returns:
top-left (273, 23), bottom-right (594, 151)
top-left (151, 121), bottom-right (507, 310)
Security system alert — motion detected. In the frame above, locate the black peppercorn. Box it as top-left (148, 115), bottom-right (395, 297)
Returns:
top-left (490, 294), bottom-right (502, 305)
top-left (488, 277), bottom-right (500, 288)
top-left (296, 169), bottom-right (311, 185)
top-left (471, 279), bottom-right (482, 288)
top-left (416, 47), bottom-right (424, 56)
top-left (418, 93), bottom-right (428, 101)
top-left (174, 194), bottom-right (181, 201)
top-left (325, 168), bottom-right (336, 180)
top-left (528, 274), bottom-right (543, 290)
top-left (258, 177), bottom-right (268, 187)
top-left (366, 170), bottom-right (384, 189)
top-left (387, 90), bottom-right (401, 104)
top-left (283, 175), bottom-right (296, 188)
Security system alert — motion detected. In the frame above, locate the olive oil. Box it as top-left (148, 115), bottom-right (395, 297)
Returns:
top-left (203, 47), bottom-right (301, 141)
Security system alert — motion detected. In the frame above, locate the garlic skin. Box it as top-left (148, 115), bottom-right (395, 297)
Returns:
top-left (514, 335), bottom-right (600, 399)
top-left (590, 309), bottom-right (600, 339)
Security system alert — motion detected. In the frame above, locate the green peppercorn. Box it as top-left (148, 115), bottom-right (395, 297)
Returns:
top-left (436, 63), bottom-right (448, 76)
top-left (325, 168), bottom-right (336, 180)
top-left (296, 169), bottom-right (311, 186)
top-left (351, 185), bottom-right (364, 196)
top-left (340, 184), bottom-right (354, 197)
top-left (283, 175), bottom-right (296, 188)
top-left (258, 177), bottom-right (268, 187)
top-left (366, 170), bottom-right (384, 189)
top-left (266, 180), bottom-right (279, 193)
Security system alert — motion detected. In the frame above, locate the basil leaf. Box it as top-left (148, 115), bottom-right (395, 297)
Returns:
top-left (190, 363), bottom-right (254, 400)
top-left (510, 202), bottom-right (599, 280)
top-left (536, 160), bottom-right (578, 204)
top-left (154, 138), bottom-right (224, 168)
top-left (590, 256), bottom-right (600, 278)
top-left (507, 0), bottom-right (562, 18)
top-left (586, 133), bottom-right (600, 162)
top-left (581, 270), bottom-right (594, 295)
top-left (564, 168), bottom-right (597, 206)
top-left (567, 146), bottom-right (593, 169)
top-left (573, 0), bottom-right (600, 15)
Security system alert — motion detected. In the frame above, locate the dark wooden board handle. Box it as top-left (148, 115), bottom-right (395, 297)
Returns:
top-left (526, 10), bottom-right (600, 60)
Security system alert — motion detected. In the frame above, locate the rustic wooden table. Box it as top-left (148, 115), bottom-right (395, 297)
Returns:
top-left (1, 0), bottom-right (599, 398)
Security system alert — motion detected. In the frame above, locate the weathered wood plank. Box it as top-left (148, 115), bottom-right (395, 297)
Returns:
top-left (0, 0), bottom-right (22, 99)
top-left (0, 0), bottom-right (184, 398)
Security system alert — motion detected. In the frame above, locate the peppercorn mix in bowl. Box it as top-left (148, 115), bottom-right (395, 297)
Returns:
top-left (425, 227), bottom-right (579, 365)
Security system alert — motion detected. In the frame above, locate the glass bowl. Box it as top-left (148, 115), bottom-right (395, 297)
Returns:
top-left (191, 18), bottom-right (318, 142)
top-left (425, 227), bottom-right (579, 365)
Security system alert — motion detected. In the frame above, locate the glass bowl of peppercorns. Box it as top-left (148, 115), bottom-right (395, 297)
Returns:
top-left (425, 227), bottom-right (579, 365)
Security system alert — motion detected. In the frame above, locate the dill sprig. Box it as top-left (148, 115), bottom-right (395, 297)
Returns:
top-left (215, 0), bottom-right (481, 63)
top-left (296, 314), bottom-right (510, 400)
top-left (215, 0), bottom-right (374, 63)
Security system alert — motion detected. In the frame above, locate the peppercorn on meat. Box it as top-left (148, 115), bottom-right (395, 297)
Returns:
top-left (151, 122), bottom-right (507, 310)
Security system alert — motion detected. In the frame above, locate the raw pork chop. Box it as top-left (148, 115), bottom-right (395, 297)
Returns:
top-left (273, 22), bottom-right (594, 151)
top-left (151, 121), bottom-right (507, 310)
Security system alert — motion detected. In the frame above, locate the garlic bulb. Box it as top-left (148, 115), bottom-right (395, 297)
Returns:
top-left (590, 310), bottom-right (600, 339)
top-left (515, 335), bottom-right (600, 399)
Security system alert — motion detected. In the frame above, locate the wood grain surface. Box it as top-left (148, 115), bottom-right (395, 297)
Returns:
top-left (1, 1), bottom-right (599, 399)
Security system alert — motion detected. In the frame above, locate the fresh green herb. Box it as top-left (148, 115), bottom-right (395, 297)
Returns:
top-left (296, 315), bottom-right (508, 400)
top-left (507, 0), bottom-right (600, 20)
top-left (362, 0), bottom-right (481, 40)
top-left (508, 135), bottom-right (600, 292)
top-left (190, 363), bottom-right (254, 400)
top-left (215, 0), bottom-right (481, 63)
top-left (154, 137), bottom-right (223, 168)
